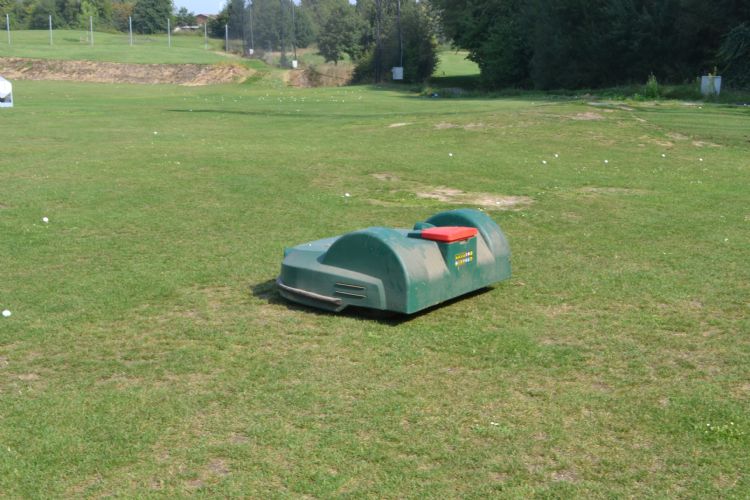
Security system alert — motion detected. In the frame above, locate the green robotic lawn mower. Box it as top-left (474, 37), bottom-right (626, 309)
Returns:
top-left (277, 209), bottom-right (511, 314)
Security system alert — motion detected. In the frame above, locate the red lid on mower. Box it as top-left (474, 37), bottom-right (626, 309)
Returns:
top-left (419, 226), bottom-right (478, 242)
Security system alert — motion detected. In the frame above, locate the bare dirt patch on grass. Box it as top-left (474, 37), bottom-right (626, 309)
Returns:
top-left (369, 172), bottom-right (532, 211)
top-left (371, 172), bottom-right (400, 182)
top-left (434, 121), bottom-right (487, 130)
top-left (0, 57), bottom-right (252, 85)
top-left (578, 186), bottom-right (649, 196)
top-left (571, 112), bottom-right (605, 121)
top-left (296, 63), bottom-right (354, 87)
top-left (416, 187), bottom-right (533, 210)
top-left (692, 140), bottom-right (722, 148)
top-left (667, 132), bottom-right (689, 141)
top-left (435, 122), bottom-right (458, 129)
top-left (638, 135), bottom-right (674, 147)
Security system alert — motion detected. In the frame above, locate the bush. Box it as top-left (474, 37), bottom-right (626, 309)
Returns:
top-left (643, 73), bottom-right (660, 98)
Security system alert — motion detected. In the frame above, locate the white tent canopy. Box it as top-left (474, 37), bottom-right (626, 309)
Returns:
top-left (0, 76), bottom-right (13, 107)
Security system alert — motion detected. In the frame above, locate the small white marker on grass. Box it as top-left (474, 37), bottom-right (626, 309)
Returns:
top-left (604, 159), bottom-right (609, 164)
top-left (2, 310), bottom-right (11, 318)
top-left (42, 217), bottom-right (49, 223)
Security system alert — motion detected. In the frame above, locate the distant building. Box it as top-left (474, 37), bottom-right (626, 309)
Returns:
top-left (195, 15), bottom-right (209, 25)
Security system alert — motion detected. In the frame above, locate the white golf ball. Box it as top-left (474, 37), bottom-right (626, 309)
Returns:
top-left (604, 160), bottom-right (609, 164)
top-left (699, 158), bottom-right (704, 162)
top-left (661, 153), bottom-right (666, 158)
top-left (344, 193), bottom-right (351, 197)
top-left (542, 160), bottom-right (547, 164)
top-left (554, 153), bottom-right (559, 158)
top-left (449, 153), bottom-right (453, 157)
top-left (2, 310), bottom-right (10, 318)
top-left (42, 217), bottom-right (49, 223)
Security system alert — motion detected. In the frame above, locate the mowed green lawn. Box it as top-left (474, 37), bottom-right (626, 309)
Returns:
top-left (435, 49), bottom-right (479, 77)
top-left (0, 78), bottom-right (749, 497)
top-left (0, 29), bottom-right (231, 64)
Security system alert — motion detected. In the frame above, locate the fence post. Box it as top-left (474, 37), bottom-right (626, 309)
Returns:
top-left (129, 16), bottom-right (133, 46)
top-left (167, 18), bottom-right (171, 48)
top-left (6, 14), bottom-right (10, 46)
top-left (90, 16), bottom-right (93, 46)
top-left (225, 24), bottom-right (228, 52)
top-left (49, 15), bottom-right (52, 45)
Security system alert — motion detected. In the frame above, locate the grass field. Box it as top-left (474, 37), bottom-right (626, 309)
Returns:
top-left (435, 49), bottom-right (479, 78)
top-left (1, 74), bottom-right (749, 496)
top-left (431, 49), bottom-right (481, 90)
top-left (0, 30), bottom-right (231, 64)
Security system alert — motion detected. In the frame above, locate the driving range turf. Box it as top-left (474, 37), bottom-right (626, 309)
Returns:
top-left (1, 74), bottom-right (749, 496)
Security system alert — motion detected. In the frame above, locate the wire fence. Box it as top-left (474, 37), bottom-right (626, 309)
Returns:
top-left (1, 16), bottom-right (233, 54)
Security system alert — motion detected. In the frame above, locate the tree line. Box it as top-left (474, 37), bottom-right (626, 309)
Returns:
top-left (210, 0), bottom-right (439, 84)
top-left (432, 0), bottom-right (750, 89)
top-left (0, 0), bottom-right (198, 34)
top-left (2, 0), bottom-right (748, 88)
top-left (215, 0), bottom-right (750, 88)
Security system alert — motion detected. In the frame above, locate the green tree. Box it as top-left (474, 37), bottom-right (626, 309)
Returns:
top-left (317, 0), bottom-right (362, 64)
top-left (353, 0), bottom-right (437, 83)
top-left (132, 0), bottom-right (172, 33)
top-left (29, 0), bottom-right (62, 29)
top-left (111, 1), bottom-right (134, 31)
top-left (80, 0), bottom-right (98, 27)
top-left (719, 23), bottom-right (750, 88)
top-left (227, 0), bottom-right (244, 40)
top-left (432, 0), bottom-right (750, 89)
top-left (174, 6), bottom-right (195, 25)
top-left (208, 5), bottom-right (228, 38)
top-left (293, 6), bottom-right (314, 48)
top-left (299, 0), bottom-right (340, 36)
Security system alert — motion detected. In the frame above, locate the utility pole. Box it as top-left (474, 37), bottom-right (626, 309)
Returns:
top-left (291, 1), bottom-right (297, 62)
top-left (397, 0), bottom-right (403, 68)
top-left (249, 3), bottom-right (254, 53)
top-left (241, 1), bottom-right (245, 56)
top-left (375, 0), bottom-right (382, 82)
top-left (278, 0), bottom-right (286, 64)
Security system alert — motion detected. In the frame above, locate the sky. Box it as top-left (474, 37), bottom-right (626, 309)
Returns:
top-left (173, 0), bottom-right (320, 16)
top-left (174, 0), bottom-right (225, 16)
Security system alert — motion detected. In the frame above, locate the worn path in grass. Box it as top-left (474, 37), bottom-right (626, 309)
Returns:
top-left (0, 80), bottom-right (748, 496)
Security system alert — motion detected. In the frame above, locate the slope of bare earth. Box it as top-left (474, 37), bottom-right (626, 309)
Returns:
top-left (0, 57), bottom-right (253, 85)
